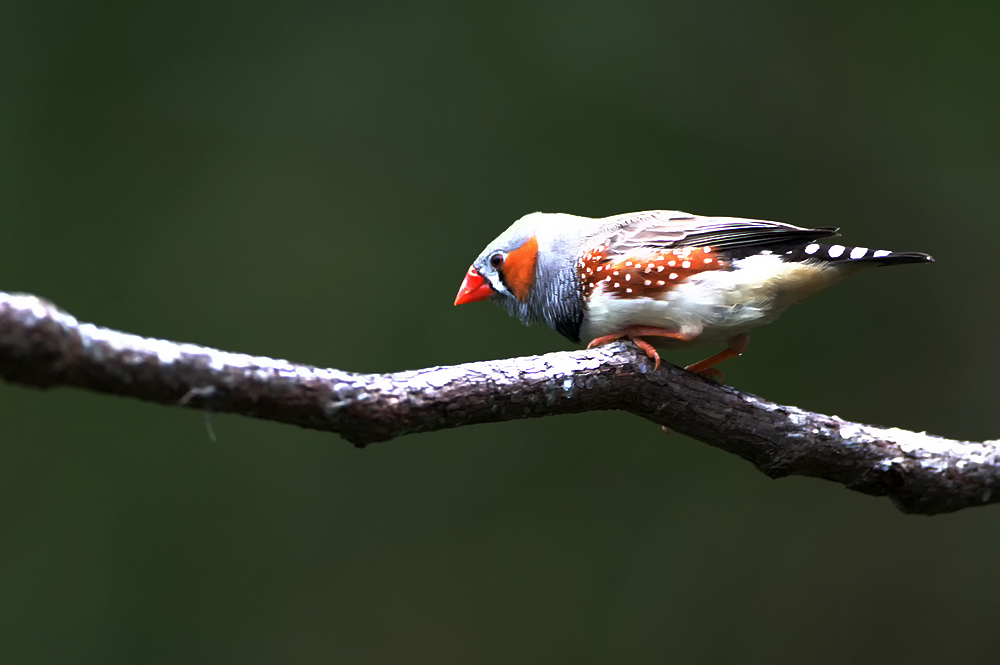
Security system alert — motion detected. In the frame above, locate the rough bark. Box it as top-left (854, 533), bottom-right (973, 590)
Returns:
top-left (1, 291), bottom-right (996, 515)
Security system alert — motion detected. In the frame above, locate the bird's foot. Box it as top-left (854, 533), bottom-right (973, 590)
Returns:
top-left (682, 333), bottom-right (750, 383)
top-left (587, 326), bottom-right (697, 372)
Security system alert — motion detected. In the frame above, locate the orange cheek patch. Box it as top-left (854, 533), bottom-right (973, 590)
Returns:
top-left (577, 245), bottom-right (728, 299)
top-left (504, 236), bottom-right (539, 302)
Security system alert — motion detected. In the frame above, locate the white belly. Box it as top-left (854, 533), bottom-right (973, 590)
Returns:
top-left (578, 255), bottom-right (849, 348)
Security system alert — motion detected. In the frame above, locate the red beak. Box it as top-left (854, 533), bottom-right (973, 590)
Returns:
top-left (454, 266), bottom-right (495, 305)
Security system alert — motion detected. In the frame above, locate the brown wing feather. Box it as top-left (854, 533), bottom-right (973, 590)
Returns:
top-left (604, 210), bottom-right (839, 254)
top-left (577, 243), bottom-right (729, 301)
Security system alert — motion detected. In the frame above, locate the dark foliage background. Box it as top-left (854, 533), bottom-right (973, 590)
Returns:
top-left (2, 1), bottom-right (998, 662)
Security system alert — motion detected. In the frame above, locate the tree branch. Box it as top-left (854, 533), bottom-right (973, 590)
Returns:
top-left (1, 291), bottom-right (996, 515)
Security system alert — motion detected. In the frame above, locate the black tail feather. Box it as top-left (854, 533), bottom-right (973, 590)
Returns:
top-left (871, 251), bottom-right (934, 266)
top-left (779, 243), bottom-right (933, 266)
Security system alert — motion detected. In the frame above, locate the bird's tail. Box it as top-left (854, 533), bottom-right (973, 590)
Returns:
top-left (783, 243), bottom-right (933, 266)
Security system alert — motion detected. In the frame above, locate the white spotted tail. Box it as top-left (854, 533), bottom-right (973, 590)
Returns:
top-left (790, 242), bottom-right (932, 267)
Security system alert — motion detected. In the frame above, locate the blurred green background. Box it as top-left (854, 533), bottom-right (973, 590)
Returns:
top-left (2, 1), bottom-right (998, 663)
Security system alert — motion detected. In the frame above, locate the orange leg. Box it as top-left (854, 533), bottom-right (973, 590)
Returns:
top-left (684, 333), bottom-right (750, 382)
top-left (587, 326), bottom-right (698, 372)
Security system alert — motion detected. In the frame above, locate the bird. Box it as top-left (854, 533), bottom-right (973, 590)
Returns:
top-left (454, 210), bottom-right (932, 379)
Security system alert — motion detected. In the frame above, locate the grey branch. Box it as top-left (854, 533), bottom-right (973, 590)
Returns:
top-left (0, 291), bottom-right (996, 515)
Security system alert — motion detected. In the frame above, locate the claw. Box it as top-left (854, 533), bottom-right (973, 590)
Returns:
top-left (588, 326), bottom-right (694, 371)
top-left (683, 333), bottom-right (750, 383)
top-left (589, 329), bottom-right (750, 380)
top-left (688, 366), bottom-right (724, 382)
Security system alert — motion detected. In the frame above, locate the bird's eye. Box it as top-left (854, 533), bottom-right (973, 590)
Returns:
top-left (489, 253), bottom-right (504, 268)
